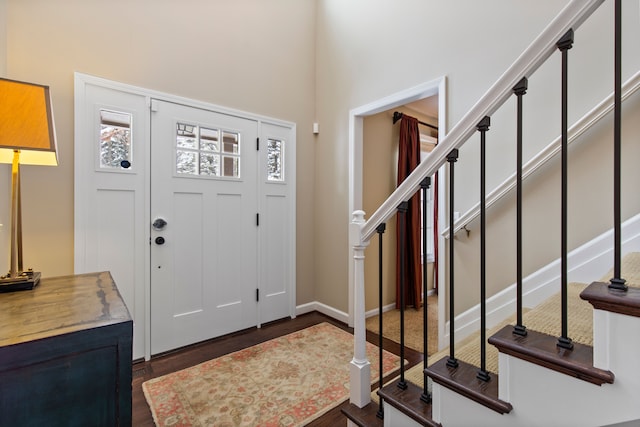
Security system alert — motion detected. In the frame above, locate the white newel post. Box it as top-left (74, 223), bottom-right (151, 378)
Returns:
top-left (350, 210), bottom-right (371, 408)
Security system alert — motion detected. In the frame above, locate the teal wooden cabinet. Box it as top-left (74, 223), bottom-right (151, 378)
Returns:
top-left (0, 272), bottom-right (133, 426)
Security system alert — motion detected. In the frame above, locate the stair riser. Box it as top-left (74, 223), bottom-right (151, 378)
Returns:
top-left (425, 311), bottom-right (640, 427)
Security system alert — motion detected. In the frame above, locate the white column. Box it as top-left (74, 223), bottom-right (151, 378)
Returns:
top-left (349, 210), bottom-right (371, 407)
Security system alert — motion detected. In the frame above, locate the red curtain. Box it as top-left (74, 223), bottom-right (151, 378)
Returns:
top-left (396, 115), bottom-right (422, 309)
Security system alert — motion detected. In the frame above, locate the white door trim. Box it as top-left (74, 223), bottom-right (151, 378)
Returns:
top-left (74, 72), bottom-right (296, 360)
top-left (347, 76), bottom-right (447, 350)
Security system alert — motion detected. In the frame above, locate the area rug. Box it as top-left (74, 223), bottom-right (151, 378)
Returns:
top-left (142, 322), bottom-right (401, 426)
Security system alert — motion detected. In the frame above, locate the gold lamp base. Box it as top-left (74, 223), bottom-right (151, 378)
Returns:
top-left (0, 271), bottom-right (41, 293)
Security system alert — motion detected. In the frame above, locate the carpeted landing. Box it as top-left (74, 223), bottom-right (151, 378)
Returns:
top-left (366, 295), bottom-right (438, 356)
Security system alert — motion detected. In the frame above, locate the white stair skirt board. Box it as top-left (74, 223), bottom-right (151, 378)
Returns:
top-left (443, 213), bottom-right (640, 345)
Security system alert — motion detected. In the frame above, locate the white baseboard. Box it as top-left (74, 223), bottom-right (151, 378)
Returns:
top-left (364, 289), bottom-right (436, 319)
top-left (296, 301), bottom-right (350, 324)
top-left (365, 303), bottom-right (396, 319)
top-left (445, 212), bottom-right (640, 344)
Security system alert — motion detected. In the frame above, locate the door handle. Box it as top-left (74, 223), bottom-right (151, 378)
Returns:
top-left (155, 236), bottom-right (165, 245)
top-left (152, 217), bottom-right (167, 230)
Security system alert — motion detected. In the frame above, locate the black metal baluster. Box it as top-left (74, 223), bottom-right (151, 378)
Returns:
top-left (447, 149), bottom-right (459, 368)
top-left (477, 116), bottom-right (491, 382)
top-left (557, 29), bottom-right (574, 350)
top-left (420, 177), bottom-right (432, 403)
top-left (376, 223), bottom-right (386, 419)
top-left (398, 202), bottom-right (409, 390)
top-left (513, 77), bottom-right (528, 337)
top-left (610, 0), bottom-right (628, 292)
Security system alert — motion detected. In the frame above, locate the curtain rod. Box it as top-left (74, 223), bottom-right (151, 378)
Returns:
top-left (393, 111), bottom-right (439, 131)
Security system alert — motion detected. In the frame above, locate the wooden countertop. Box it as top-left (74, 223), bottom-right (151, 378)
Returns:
top-left (0, 271), bottom-right (132, 347)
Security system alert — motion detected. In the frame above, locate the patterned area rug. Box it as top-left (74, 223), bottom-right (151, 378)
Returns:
top-left (143, 322), bottom-right (401, 426)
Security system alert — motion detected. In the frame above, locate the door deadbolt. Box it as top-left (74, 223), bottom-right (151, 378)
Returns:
top-left (155, 236), bottom-right (165, 245)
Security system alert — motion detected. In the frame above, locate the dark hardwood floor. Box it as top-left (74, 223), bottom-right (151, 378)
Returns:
top-left (132, 311), bottom-right (423, 426)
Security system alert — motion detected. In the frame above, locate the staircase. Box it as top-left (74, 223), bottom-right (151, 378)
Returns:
top-left (344, 1), bottom-right (640, 426)
top-left (345, 268), bottom-right (640, 426)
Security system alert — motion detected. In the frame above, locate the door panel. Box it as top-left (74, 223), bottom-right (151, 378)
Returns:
top-left (150, 100), bottom-right (258, 355)
top-left (74, 82), bottom-right (148, 360)
top-left (172, 192), bottom-right (204, 316)
top-left (258, 123), bottom-right (295, 324)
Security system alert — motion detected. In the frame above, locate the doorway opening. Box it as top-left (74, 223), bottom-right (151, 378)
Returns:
top-left (348, 76), bottom-right (447, 352)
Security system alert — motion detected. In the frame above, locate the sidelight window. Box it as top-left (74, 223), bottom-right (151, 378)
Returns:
top-left (100, 109), bottom-right (132, 169)
top-left (266, 138), bottom-right (284, 181)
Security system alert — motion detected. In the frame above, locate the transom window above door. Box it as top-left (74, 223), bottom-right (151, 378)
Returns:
top-left (175, 122), bottom-right (241, 178)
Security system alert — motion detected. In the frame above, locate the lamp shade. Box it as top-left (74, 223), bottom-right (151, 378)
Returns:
top-left (0, 78), bottom-right (58, 166)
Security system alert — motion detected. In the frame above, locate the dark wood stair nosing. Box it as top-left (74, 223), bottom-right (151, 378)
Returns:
top-left (341, 402), bottom-right (383, 427)
top-left (425, 358), bottom-right (513, 415)
top-left (580, 281), bottom-right (640, 318)
top-left (488, 325), bottom-right (615, 386)
top-left (377, 379), bottom-right (442, 427)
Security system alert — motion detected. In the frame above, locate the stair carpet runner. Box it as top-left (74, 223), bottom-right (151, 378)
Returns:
top-left (377, 252), bottom-right (640, 397)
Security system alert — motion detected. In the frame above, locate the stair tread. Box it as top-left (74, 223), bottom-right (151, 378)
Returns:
top-left (488, 325), bottom-right (614, 385)
top-left (341, 402), bottom-right (384, 427)
top-left (425, 358), bottom-right (512, 414)
top-left (377, 379), bottom-right (441, 427)
top-left (581, 281), bottom-right (640, 317)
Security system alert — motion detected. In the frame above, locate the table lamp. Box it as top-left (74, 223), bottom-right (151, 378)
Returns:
top-left (0, 77), bottom-right (58, 292)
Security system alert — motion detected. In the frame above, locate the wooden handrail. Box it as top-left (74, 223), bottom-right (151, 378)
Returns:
top-left (360, 0), bottom-right (603, 243)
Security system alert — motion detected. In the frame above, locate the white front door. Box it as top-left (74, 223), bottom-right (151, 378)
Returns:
top-left (75, 74), bottom-right (296, 360)
top-left (150, 100), bottom-right (259, 355)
